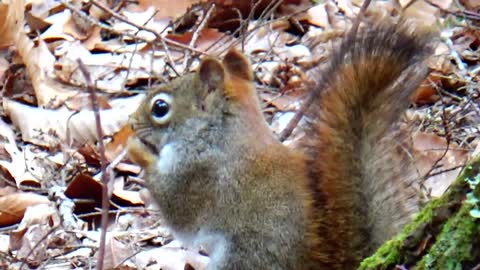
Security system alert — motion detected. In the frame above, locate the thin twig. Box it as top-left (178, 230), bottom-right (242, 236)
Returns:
top-left (183, 3), bottom-right (216, 72)
top-left (76, 59), bottom-right (110, 270)
top-left (347, 0), bottom-right (372, 42)
top-left (421, 79), bottom-right (453, 185)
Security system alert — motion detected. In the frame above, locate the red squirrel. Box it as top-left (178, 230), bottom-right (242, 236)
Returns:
top-left (127, 20), bottom-right (433, 269)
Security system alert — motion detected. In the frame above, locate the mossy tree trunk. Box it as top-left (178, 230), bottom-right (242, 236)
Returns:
top-left (359, 156), bottom-right (480, 270)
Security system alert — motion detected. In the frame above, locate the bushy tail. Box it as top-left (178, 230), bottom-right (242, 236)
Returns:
top-left (304, 21), bottom-right (433, 269)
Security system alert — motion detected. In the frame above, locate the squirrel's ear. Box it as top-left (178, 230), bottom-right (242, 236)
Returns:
top-left (222, 49), bottom-right (253, 81)
top-left (199, 58), bottom-right (225, 91)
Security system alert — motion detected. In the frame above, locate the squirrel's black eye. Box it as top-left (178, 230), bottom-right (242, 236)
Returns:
top-left (152, 99), bottom-right (169, 118)
top-left (149, 93), bottom-right (173, 124)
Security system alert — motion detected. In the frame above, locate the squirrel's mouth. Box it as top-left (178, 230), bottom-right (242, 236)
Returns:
top-left (138, 136), bottom-right (159, 154)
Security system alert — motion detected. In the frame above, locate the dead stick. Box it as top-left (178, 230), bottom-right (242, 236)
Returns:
top-left (76, 59), bottom-right (110, 270)
top-left (182, 3), bottom-right (216, 71)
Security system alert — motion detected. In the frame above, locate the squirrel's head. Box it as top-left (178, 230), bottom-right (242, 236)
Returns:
top-left (127, 49), bottom-right (272, 168)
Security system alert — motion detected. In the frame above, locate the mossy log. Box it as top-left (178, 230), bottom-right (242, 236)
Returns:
top-left (359, 156), bottom-right (480, 270)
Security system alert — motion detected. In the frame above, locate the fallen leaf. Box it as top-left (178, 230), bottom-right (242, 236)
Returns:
top-left (9, 203), bottom-right (59, 265)
top-left (411, 75), bottom-right (441, 105)
top-left (65, 173), bottom-right (144, 215)
top-left (134, 240), bottom-right (209, 270)
top-left (64, 173), bottom-right (103, 211)
top-left (0, 234), bottom-right (9, 253)
top-left (412, 132), bottom-right (469, 197)
top-left (55, 42), bottom-right (165, 93)
top-left (0, 0), bottom-right (24, 48)
top-left (63, 11), bottom-right (94, 40)
top-left (336, 0), bottom-right (356, 18)
top-left (4, 95), bottom-right (143, 147)
top-left (40, 9), bottom-right (75, 41)
top-left (0, 142), bottom-right (41, 187)
top-left (307, 4), bottom-right (329, 28)
top-left (113, 189), bottom-right (144, 205)
top-left (165, 28), bottom-right (229, 53)
top-left (105, 125), bottom-right (134, 162)
top-left (0, 193), bottom-right (49, 226)
top-left (403, 1), bottom-right (442, 26)
top-left (101, 235), bottom-right (135, 269)
top-left (16, 32), bottom-right (78, 107)
top-left (112, 7), bottom-right (168, 41)
top-left (130, 0), bottom-right (198, 19)
top-left (82, 26), bottom-right (103, 51)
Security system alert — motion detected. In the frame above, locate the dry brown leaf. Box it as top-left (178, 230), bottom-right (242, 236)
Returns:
top-left (111, 177), bottom-right (144, 205)
top-left (307, 4), bottom-right (329, 28)
top-left (9, 203), bottom-right (59, 265)
top-left (0, 187), bottom-right (17, 197)
top-left (430, 0), bottom-right (453, 9)
top-left (0, 56), bottom-right (10, 80)
top-left (403, 0), bottom-right (449, 26)
top-left (0, 234), bottom-right (9, 253)
top-left (64, 93), bottom-right (112, 111)
top-left (4, 95), bottom-right (143, 147)
top-left (113, 190), bottom-right (144, 205)
top-left (65, 173), bottom-right (144, 214)
top-left (401, 0), bottom-right (452, 9)
top-left (25, 0), bottom-right (59, 32)
top-left (165, 28), bottom-right (227, 52)
top-left (88, 0), bottom-right (110, 21)
top-left (134, 241), bottom-right (209, 270)
top-left (261, 92), bottom-right (301, 112)
top-left (40, 10), bottom-right (74, 41)
top-left (25, 11), bottom-right (51, 32)
top-left (411, 75), bottom-right (441, 105)
top-left (115, 162), bottom-right (142, 175)
top-left (130, 0), bottom-right (198, 19)
top-left (412, 132), bottom-right (468, 197)
top-left (0, 118), bottom-right (16, 146)
top-left (462, 0), bottom-right (480, 9)
top-left (65, 173), bottom-right (101, 200)
top-left (27, 0), bottom-right (60, 18)
top-left (0, 193), bottom-right (49, 227)
top-left (244, 25), bottom-right (293, 54)
top-left (0, 118), bottom-right (41, 187)
top-left (63, 13), bottom-right (94, 41)
top-left (78, 143), bottom-right (101, 166)
top-left (105, 125), bottom-right (134, 162)
top-left (16, 32), bottom-right (78, 107)
top-left (102, 235), bottom-right (135, 269)
top-left (0, 142), bottom-right (41, 187)
top-left (113, 7), bottom-right (169, 41)
top-left (91, 40), bottom-right (149, 53)
top-left (55, 42), bottom-right (164, 93)
top-left (0, 0), bottom-right (24, 48)
top-left (336, 0), bottom-right (356, 18)
top-left (82, 26), bottom-right (103, 51)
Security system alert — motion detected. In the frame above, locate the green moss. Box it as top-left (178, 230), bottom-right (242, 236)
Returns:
top-left (415, 205), bottom-right (478, 269)
top-left (359, 156), bottom-right (480, 270)
top-left (358, 240), bottom-right (401, 269)
top-left (359, 201), bottom-right (438, 269)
